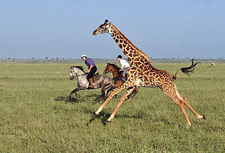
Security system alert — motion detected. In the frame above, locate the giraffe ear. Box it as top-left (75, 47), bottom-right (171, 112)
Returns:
top-left (108, 22), bottom-right (112, 27)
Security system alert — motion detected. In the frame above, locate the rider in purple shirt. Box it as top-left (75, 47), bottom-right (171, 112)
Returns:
top-left (85, 58), bottom-right (96, 68)
top-left (81, 54), bottom-right (97, 88)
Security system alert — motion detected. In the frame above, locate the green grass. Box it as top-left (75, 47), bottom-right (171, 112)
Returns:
top-left (0, 63), bottom-right (225, 152)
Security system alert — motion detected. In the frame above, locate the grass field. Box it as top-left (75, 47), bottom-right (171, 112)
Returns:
top-left (0, 62), bottom-right (224, 152)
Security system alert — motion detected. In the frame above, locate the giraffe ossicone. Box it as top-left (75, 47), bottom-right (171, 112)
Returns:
top-left (93, 20), bottom-right (205, 126)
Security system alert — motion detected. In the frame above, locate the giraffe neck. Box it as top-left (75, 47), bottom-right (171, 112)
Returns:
top-left (109, 25), bottom-right (151, 63)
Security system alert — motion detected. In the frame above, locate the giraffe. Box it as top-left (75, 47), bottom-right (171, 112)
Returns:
top-left (93, 20), bottom-right (205, 126)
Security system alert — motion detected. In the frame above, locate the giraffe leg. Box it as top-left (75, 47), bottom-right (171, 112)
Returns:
top-left (180, 95), bottom-right (205, 120)
top-left (107, 85), bottom-right (137, 122)
top-left (177, 102), bottom-right (191, 126)
top-left (161, 83), bottom-right (204, 126)
top-left (95, 90), bottom-right (117, 115)
top-left (164, 91), bottom-right (192, 126)
top-left (95, 82), bottom-right (134, 115)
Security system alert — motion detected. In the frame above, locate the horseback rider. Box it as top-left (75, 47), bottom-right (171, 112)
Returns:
top-left (117, 55), bottom-right (130, 81)
top-left (81, 54), bottom-right (97, 88)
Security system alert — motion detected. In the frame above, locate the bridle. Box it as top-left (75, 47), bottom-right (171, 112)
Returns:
top-left (71, 68), bottom-right (87, 77)
top-left (103, 65), bottom-right (123, 74)
top-left (103, 69), bottom-right (124, 81)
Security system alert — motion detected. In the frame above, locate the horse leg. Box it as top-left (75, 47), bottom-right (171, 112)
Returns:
top-left (100, 84), bottom-right (106, 98)
top-left (127, 86), bottom-right (139, 101)
top-left (106, 81), bottom-right (123, 97)
top-left (107, 84), bottom-right (120, 94)
top-left (95, 81), bottom-right (134, 115)
top-left (107, 84), bottom-right (137, 122)
top-left (161, 83), bottom-right (205, 126)
top-left (104, 83), bottom-right (114, 98)
top-left (66, 87), bottom-right (83, 101)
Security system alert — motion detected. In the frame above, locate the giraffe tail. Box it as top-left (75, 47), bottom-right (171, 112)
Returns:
top-left (174, 58), bottom-right (200, 79)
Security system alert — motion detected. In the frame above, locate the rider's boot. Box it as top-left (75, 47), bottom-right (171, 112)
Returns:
top-left (88, 78), bottom-right (94, 88)
top-left (122, 76), bottom-right (126, 82)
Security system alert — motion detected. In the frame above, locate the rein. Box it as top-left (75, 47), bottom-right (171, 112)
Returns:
top-left (104, 71), bottom-right (123, 80)
top-left (103, 64), bottom-right (124, 80)
top-left (104, 69), bottom-right (123, 74)
top-left (78, 73), bottom-right (88, 76)
top-left (73, 72), bottom-right (88, 78)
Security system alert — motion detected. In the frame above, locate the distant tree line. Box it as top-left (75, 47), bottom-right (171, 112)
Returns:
top-left (0, 58), bottom-right (224, 64)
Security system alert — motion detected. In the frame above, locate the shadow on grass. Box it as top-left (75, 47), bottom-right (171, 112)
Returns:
top-left (54, 94), bottom-right (106, 104)
top-left (86, 111), bottom-right (144, 126)
top-left (54, 96), bottom-right (80, 104)
top-left (86, 94), bottom-right (107, 103)
top-left (86, 111), bottom-right (111, 126)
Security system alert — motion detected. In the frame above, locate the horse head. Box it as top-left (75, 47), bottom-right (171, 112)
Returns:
top-left (69, 66), bottom-right (76, 80)
top-left (69, 66), bottom-right (85, 80)
top-left (103, 63), bottom-right (111, 74)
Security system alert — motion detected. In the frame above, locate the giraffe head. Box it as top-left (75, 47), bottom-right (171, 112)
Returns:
top-left (93, 19), bottom-right (112, 35)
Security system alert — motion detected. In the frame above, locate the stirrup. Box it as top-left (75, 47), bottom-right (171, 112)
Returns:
top-left (122, 77), bottom-right (126, 82)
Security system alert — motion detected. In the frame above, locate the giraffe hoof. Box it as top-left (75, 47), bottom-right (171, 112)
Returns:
top-left (203, 115), bottom-right (206, 120)
top-left (107, 119), bottom-right (112, 122)
top-left (127, 98), bottom-right (132, 102)
top-left (187, 123), bottom-right (191, 127)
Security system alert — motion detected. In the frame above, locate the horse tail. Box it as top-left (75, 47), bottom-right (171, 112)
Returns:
top-left (174, 58), bottom-right (200, 80)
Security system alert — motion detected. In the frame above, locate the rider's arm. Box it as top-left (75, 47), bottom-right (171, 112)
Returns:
top-left (119, 60), bottom-right (124, 71)
top-left (87, 65), bottom-right (93, 73)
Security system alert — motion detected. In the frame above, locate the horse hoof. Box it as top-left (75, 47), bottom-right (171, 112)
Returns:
top-left (76, 95), bottom-right (81, 98)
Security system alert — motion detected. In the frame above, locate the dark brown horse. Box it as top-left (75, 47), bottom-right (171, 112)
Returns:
top-left (103, 63), bottom-right (138, 101)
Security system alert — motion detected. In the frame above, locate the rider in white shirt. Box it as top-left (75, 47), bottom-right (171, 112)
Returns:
top-left (117, 55), bottom-right (130, 80)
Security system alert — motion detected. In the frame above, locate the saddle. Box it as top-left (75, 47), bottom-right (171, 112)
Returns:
top-left (92, 72), bottom-right (101, 82)
top-left (113, 73), bottom-right (127, 83)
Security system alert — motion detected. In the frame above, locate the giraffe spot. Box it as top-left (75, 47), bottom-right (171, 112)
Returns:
top-left (115, 39), bottom-right (118, 43)
top-left (119, 44), bottom-right (122, 48)
top-left (123, 50), bottom-right (128, 55)
top-left (120, 39), bottom-right (123, 43)
top-left (135, 57), bottom-right (140, 61)
top-left (137, 62), bottom-right (141, 65)
top-left (123, 44), bottom-right (126, 48)
top-left (128, 53), bottom-right (133, 57)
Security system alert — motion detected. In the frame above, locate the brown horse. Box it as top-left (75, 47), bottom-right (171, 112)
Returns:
top-left (103, 63), bottom-right (138, 101)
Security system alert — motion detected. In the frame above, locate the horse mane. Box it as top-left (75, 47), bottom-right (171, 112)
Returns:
top-left (108, 63), bottom-right (120, 71)
top-left (73, 66), bottom-right (85, 73)
top-left (108, 63), bottom-right (123, 74)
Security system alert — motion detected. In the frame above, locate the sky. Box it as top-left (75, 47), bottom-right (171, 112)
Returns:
top-left (0, 0), bottom-right (225, 59)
